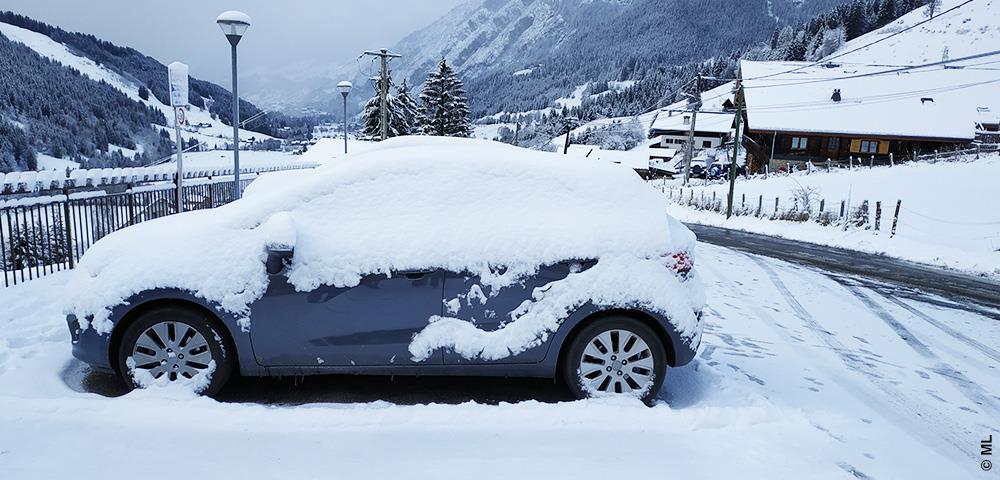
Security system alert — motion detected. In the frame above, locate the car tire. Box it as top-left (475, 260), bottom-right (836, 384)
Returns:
top-left (561, 316), bottom-right (667, 404)
top-left (116, 306), bottom-right (234, 397)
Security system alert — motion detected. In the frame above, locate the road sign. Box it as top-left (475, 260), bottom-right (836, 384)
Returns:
top-left (175, 106), bottom-right (187, 127)
top-left (168, 62), bottom-right (189, 107)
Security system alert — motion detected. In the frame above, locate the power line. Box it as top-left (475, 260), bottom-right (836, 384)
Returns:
top-left (743, 49), bottom-right (1000, 89)
top-left (744, 0), bottom-right (977, 81)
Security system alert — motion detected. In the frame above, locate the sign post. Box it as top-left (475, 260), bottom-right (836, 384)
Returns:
top-left (168, 62), bottom-right (189, 213)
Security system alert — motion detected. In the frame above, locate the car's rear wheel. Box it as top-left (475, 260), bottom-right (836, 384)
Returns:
top-left (562, 316), bottom-right (667, 403)
top-left (116, 306), bottom-right (233, 397)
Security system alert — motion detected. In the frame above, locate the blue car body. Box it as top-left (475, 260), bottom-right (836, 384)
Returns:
top-left (68, 262), bottom-right (701, 379)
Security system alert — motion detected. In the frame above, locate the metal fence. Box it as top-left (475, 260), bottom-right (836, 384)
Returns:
top-left (1, 178), bottom-right (252, 287)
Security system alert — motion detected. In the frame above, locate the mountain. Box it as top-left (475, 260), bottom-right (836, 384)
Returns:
top-left (0, 12), bottom-right (315, 173)
top-left (250, 0), bottom-right (852, 117)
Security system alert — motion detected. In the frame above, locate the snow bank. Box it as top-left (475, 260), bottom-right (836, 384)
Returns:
top-left (665, 154), bottom-right (1000, 277)
top-left (66, 137), bottom-right (700, 359)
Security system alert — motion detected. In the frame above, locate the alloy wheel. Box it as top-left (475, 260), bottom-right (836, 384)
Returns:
top-left (578, 329), bottom-right (656, 394)
top-left (130, 321), bottom-right (214, 381)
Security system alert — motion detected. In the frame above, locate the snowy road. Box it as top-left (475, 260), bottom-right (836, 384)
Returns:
top-left (1, 244), bottom-right (997, 478)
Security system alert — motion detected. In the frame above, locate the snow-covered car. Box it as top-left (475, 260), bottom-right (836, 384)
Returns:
top-left (65, 138), bottom-right (705, 402)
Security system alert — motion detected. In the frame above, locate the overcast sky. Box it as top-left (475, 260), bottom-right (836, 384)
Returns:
top-left (3, 0), bottom-right (467, 89)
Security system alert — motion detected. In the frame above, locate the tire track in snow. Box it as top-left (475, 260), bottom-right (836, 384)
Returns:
top-left (877, 292), bottom-right (1000, 364)
top-left (748, 255), bottom-right (977, 462)
top-left (834, 280), bottom-right (1000, 419)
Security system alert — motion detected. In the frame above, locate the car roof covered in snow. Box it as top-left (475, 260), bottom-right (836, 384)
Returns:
top-left (740, 60), bottom-right (985, 141)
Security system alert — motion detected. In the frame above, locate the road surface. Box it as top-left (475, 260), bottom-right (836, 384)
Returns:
top-left (687, 223), bottom-right (1000, 309)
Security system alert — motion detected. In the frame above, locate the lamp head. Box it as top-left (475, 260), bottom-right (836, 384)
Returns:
top-left (216, 11), bottom-right (251, 45)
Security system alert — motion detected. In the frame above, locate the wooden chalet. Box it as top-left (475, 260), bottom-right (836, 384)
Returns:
top-left (739, 61), bottom-right (982, 171)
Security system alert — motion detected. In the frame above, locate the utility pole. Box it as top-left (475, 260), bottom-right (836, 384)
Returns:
top-left (726, 78), bottom-right (744, 219)
top-left (361, 49), bottom-right (402, 141)
top-left (683, 74), bottom-right (702, 186)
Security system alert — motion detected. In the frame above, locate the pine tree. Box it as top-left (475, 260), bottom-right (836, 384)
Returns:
top-left (925, 0), bottom-right (941, 18)
top-left (418, 59), bottom-right (472, 137)
top-left (393, 79), bottom-right (422, 136)
top-left (361, 73), bottom-right (409, 140)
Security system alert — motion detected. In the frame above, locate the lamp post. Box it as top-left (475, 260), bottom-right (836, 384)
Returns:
top-left (337, 81), bottom-right (353, 154)
top-left (216, 10), bottom-right (251, 200)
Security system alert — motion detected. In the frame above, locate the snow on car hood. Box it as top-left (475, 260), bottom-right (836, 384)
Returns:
top-left (66, 137), bottom-right (702, 358)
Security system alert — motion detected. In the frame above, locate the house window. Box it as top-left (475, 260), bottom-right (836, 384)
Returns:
top-left (702, 140), bottom-right (712, 148)
top-left (791, 137), bottom-right (808, 150)
top-left (828, 137), bottom-right (840, 151)
top-left (859, 140), bottom-right (878, 154)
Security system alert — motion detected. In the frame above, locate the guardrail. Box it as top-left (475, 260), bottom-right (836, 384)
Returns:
top-left (1, 165), bottom-right (317, 287)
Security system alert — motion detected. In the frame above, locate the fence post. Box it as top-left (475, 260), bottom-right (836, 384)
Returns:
top-left (861, 200), bottom-right (870, 228)
top-left (840, 200), bottom-right (845, 219)
top-left (62, 187), bottom-right (74, 270)
top-left (891, 200), bottom-right (901, 238)
top-left (757, 195), bottom-right (763, 217)
top-left (827, 158), bottom-right (831, 171)
top-left (889, 153), bottom-right (894, 167)
top-left (741, 193), bottom-right (745, 209)
top-left (774, 197), bottom-right (779, 215)
top-left (126, 182), bottom-right (136, 225)
top-left (976, 144), bottom-right (981, 159)
top-left (849, 156), bottom-right (853, 169)
top-left (208, 179), bottom-right (215, 208)
top-left (819, 199), bottom-right (825, 213)
top-left (875, 201), bottom-right (882, 232)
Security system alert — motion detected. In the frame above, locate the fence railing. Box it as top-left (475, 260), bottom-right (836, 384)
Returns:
top-left (1, 177), bottom-right (257, 287)
top-left (0, 162), bottom-right (318, 196)
top-left (664, 186), bottom-right (903, 237)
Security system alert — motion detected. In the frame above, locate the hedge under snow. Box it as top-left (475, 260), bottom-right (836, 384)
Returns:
top-left (65, 137), bottom-right (703, 360)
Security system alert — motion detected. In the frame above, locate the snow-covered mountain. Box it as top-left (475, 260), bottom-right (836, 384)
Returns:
top-left (834, 0), bottom-right (998, 64)
top-left (250, 0), bottom-right (851, 116)
top-left (0, 13), bottom-right (288, 172)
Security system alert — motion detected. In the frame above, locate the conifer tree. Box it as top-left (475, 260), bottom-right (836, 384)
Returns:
top-left (418, 59), bottom-right (471, 137)
top-left (361, 72), bottom-right (409, 140)
top-left (393, 79), bottom-right (422, 137)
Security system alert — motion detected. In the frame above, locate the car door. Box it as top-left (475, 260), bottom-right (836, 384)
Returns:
top-left (250, 269), bottom-right (445, 367)
top-left (441, 262), bottom-right (575, 365)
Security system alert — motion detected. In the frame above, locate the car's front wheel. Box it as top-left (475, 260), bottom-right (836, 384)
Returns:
top-left (562, 316), bottom-right (667, 403)
top-left (116, 306), bottom-right (234, 397)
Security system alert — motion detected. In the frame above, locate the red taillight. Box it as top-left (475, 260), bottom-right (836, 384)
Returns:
top-left (663, 252), bottom-right (693, 277)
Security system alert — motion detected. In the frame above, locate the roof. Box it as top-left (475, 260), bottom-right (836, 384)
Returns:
top-left (650, 82), bottom-right (736, 135)
top-left (650, 111), bottom-right (734, 135)
top-left (740, 60), bottom-right (988, 141)
top-left (565, 145), bottom-right (651, 170)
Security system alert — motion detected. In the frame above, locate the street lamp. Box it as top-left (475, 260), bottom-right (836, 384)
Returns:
top-left (216, 10), bottom-right (251, 200)
top-left (337, 81), bottom-right (353, 154)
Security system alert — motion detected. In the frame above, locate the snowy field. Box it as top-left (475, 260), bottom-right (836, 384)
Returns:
top-left (1, 243), bottom-right (996, 478)
top-left (665, 154), bottom-right (1000, 278)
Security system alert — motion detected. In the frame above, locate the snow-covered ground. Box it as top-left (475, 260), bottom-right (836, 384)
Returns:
top-left (1, 243), bottom-right (996, 478)
top-left (664, 153), bottom-right (1000, 278)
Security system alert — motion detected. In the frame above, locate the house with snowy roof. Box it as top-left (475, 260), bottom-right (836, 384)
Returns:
top-left (647, 82), bottom-right (737, 159)
top-left (739, 60), bottom-right (986, 170)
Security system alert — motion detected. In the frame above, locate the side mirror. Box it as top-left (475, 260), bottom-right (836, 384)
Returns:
top-left (265, 246), bottom-right (294, 275)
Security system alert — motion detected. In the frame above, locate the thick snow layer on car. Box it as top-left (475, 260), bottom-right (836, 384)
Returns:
top-left (65, 137), bottom-right (701, 358)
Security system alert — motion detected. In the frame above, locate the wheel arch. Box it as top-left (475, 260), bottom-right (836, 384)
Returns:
top-left (553, 308), bottom-right (679, 382)
top-left (105, 290), bottom-right (258, 376)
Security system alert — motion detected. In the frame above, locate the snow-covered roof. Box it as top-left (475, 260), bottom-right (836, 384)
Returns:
top-left (650, 111), bottom-right (734, 135)
top-left (565, 145), bottom-right (651, 170)
top-left (740, 60), bottom-right (983, 141)
top-left (650, 82), bottom-right (736, 135)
